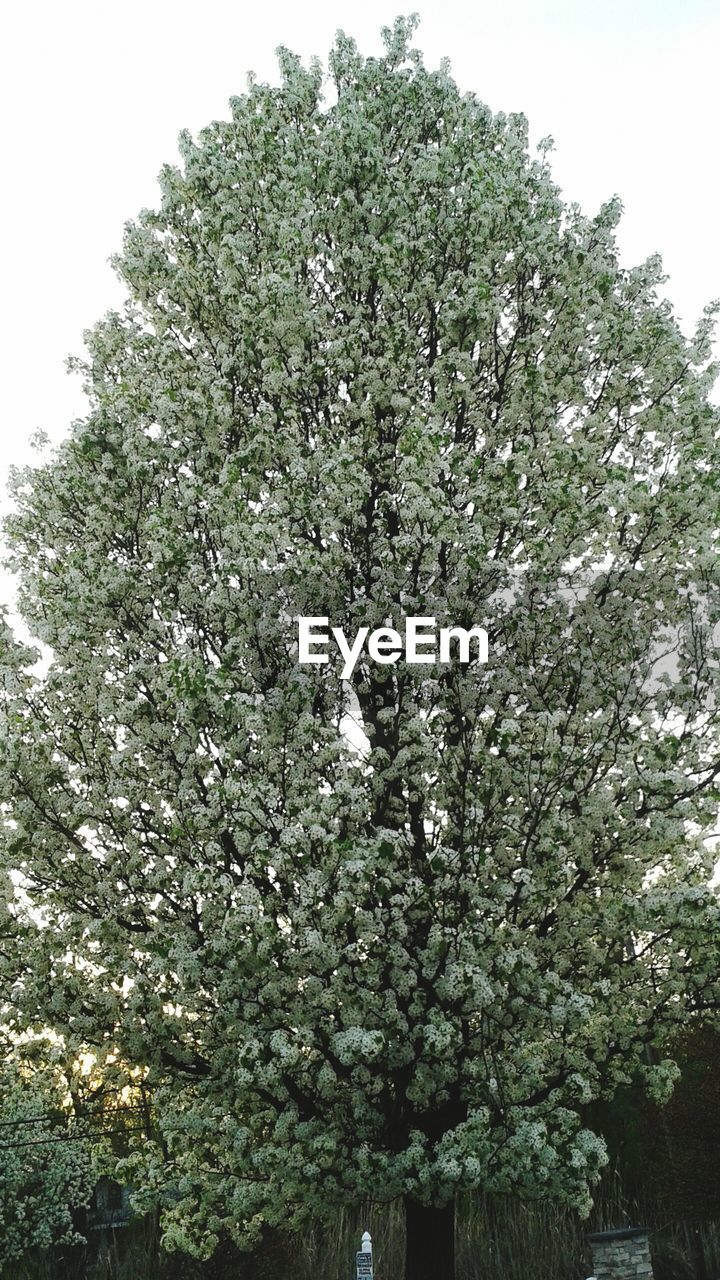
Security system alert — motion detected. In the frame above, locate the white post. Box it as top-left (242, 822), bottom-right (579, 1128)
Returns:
top-left (356, 1231), bottom-right (373, 1280)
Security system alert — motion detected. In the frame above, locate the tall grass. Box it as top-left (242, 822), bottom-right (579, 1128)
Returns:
top-left (295, 1168), bottom-right (717, 1280)
top-left (7, 1177), bottom-right (720, 1280)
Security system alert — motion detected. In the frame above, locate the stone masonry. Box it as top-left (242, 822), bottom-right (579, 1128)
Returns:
top-left (587, 1228), bottom-right (654, 1280)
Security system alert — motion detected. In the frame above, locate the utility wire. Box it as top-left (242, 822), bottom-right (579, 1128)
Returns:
top-left (0, 1103), bottom-right (148, 1130)
top-left (0, 1125), bottom-right (149, 1151)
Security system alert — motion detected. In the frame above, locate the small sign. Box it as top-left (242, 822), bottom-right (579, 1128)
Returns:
top-left (356, 1252), bottom-right (373, 1277)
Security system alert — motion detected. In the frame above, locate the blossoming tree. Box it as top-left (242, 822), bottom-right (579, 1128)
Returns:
top-left (1, 17), bottom-right (719, 1280)
top-left (0, 1051), bottom-right (95, 1268)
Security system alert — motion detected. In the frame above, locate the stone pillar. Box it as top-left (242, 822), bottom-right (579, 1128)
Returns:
top-left (587, 1228), bottom-right (654, 1280)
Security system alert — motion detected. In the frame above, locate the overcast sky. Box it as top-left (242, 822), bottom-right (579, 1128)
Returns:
top-left (0, 0), bottom-right (718, 611)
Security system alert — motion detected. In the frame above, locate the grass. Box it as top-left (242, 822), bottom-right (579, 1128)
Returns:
top-left (6, 1175), bottom-right (720, 1280)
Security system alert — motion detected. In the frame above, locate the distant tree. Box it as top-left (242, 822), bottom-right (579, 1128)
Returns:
top-left (1, 16), bottom-right (719, 1280)
top-left (0, 1051), bottom-right (94, 1271)
top-left (599, 1025), bottom-right (720, 1227)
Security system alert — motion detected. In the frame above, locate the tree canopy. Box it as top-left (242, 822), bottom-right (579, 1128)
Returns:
top-left (1, 16), bottom-right (719, 1279)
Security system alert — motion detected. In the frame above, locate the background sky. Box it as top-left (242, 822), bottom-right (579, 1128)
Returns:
top-left (0, 0), bottom-right (718, 611)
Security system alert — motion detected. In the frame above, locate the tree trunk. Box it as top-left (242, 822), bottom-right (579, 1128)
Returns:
top-left (403, 1196), bottom-right (456, 1280)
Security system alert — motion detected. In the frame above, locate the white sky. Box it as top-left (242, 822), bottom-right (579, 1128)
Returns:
top-left (0, 0), bottom-right (718, 612)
